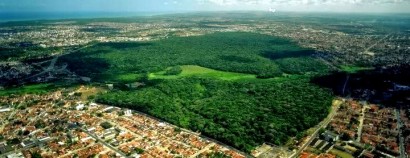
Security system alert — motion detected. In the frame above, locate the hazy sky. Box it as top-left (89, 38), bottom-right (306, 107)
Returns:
top-left (1, 0), bottom-right (409, 13)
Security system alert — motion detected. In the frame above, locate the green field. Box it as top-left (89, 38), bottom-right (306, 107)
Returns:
top-left (149, 65), bottom-right (257, 80)
top-left (0, 84), bottom-right (57, 96)
top-left (340, 65), bottom-right (374, 73)
top-left (330, 149), bottom-right (354, 158)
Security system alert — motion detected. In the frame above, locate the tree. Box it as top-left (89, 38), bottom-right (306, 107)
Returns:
top-left (135, 147), bottom-right (144, 154)
top-left (31, 152), bottom-right (42, 158)
top-left (100, 122), bottom-right (113, 129)
top-left (164, 66), bottom-right (182, 75)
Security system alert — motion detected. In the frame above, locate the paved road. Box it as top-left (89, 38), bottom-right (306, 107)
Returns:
top-left (0, 109), bottom-right (17, 132)
top-left (80, 128), bottom-right (129, 158)
top-left (22, 44), bottom-right (93, 81)
top-left (57, 142), bottom-right (96, 158)
top-left (356, 102), bottom-right (367, 142)
top-left (395, 109), bottom-right (407, 158)
top-left (189, 143), bottom-right (216, 158)
top-left (342, 75), bottom-right (350, 96)
top-left (362, 34), bottom-right (391, 53)
top-left (290, 99), bottom-right (342, 158)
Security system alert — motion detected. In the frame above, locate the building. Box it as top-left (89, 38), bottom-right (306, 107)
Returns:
top-left (0, 107), bottom-right (11, 113)
top-left (20, 139), bottom-right (36, 148)
top-left (321, 131), bottom-right (339, 142)
top-left (6, 152), bottom-right (24, 158)
top-left (76, 103), bottom-right (85, 110)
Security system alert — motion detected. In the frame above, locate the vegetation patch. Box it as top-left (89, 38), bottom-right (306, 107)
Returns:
top-left (96, 78), bottom-right (333, 152)
top-left (149, 65), bottom-right (257, 80)
top-left (0, 83), bottom-right (58, 96)
top-left (59, 32), bottom-right (330, 81)
top-left (56, 32), bottom-right (333, 152)
top-left (340, 65), bottom-right (374, 73)
top-left (329, 149), bottom-right (354, 158)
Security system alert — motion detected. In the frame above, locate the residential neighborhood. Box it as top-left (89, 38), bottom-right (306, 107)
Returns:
top-left (298, 99), bottom-right (410, 158)
top-left (0, 86), bottom-right (246, 158)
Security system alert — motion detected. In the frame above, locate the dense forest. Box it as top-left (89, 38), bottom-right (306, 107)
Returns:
top-left (96, 78), bottom-right (333, 152)
top-left (58, 32), bottom-right (334, 152)
top-left (59, 32), bottom-right (329, 82)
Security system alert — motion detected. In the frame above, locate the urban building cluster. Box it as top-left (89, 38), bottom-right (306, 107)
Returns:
top-left (0, 87), bottom-right (245, 158)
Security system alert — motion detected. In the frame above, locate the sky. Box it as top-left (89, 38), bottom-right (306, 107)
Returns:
top-left (0, 0), bottom-right (409, 13)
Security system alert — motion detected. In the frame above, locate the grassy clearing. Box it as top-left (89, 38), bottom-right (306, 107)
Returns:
top-left (114, 73), bottom-right (144, 82)
top-left (149, 65), bottom-right (257, 80)
top-left (340, 65), bottom-right (374, 73)
top-left (0, 84), bottom-right (57, 96)
top-left (76, 86), bottom-right (105, 101)
top-left (330, 149), bottom-right (354, 158)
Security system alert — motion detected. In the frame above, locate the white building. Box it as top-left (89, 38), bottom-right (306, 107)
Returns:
top-left (76, 104), bottom-right (85, 110)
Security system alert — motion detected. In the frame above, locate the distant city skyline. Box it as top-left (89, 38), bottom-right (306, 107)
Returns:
top-left (0, 0), bottom-right (409, 13)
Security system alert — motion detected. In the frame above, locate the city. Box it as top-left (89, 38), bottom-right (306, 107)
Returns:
top-left (0, 1), bottom-right (409, 158)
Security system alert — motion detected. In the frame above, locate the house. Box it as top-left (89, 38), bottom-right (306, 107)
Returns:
top-left (321, 131), bottom-right (339, 142)
top-left (6, 152), bottom-right (24, 158)
top-left (103, 107), bottom-right (116, 113)
top-left (125, 110), bottom-right (133, 116)
top-left (38, 136), bottom-right (52, 143)
top-left (81, 136), bottom-right (94, 143)
top-left (21, 139), bottom-right (37, 148)
top-left (110, 139), bottom-right (119, 146)
top-left (0, 107), bottom-right (11, 113)
top-left (130, 153), bottom-right (141, 158)
top-left (87, 127), bottom-right (96, 133)
top-left (106, 84), bottom-right (114, 90)
top-left (0, 142), bottom-right (13, 154)
top-left (89, 102), bottom-right (98, 107)
top-left (102, 129), bottom-right (117, 140)
top-left (76, 104), bottom-right (85, 110)
top-left (126, 82), bottom-right (145, 89)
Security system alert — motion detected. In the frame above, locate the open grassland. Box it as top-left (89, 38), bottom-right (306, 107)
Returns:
top-left (149, 65), bottom-right (257, 80)
top-left (0, 83), bottom-right (56, 96)
top-left (340, 65), bottom-right (374, 73)
top-left (330, 149), bottom-right (354, 158)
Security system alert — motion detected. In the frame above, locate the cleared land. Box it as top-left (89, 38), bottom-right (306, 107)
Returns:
top-left (329, 149), bottom-right (354, 158)
top-left (149, 65), bottom-right (257, 80)
top-left (340, 65), bottom-right (374, 73)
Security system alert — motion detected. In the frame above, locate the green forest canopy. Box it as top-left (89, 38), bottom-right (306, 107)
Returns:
top-left (58, 32), bottom-right (333, 152)
top-left (59, 32), bottom-right (329, 82)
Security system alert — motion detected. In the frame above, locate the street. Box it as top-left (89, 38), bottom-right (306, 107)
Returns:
top-left (290, 99), bottom-right (343, 158)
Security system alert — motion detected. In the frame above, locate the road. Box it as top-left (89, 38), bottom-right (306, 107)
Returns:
top-left (57, 142), bottom-right (96, 158)
top-left (356, 102), bottom-right (367, 142)
top-left (395, 109), bottom-right (407, 158)
top-left (189, 143), bottom-right (216, 158)
top-left (80, 128), bottom-right (129, 158)
top-left (290, 99), bottom-right (342, 158)
top-left (342, 75), bottom-right (350, 96)
top-left (362, 34), bottom-right (391, 53)
top-left (0, 109), bottom-right (17, 132)
top-left (22, 44), bottom-right (94, 82)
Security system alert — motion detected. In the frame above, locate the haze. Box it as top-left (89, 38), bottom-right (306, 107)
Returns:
top-left (1, 0), bottom-right (409, 13)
